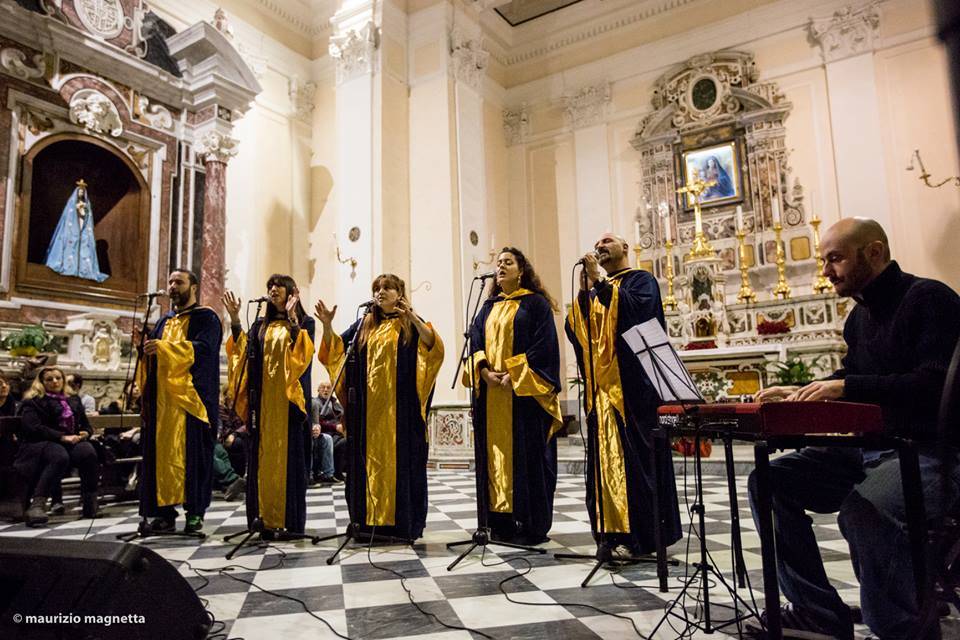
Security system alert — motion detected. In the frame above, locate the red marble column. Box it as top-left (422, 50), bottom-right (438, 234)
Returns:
top-left (200, 158), bottom-right (226, 315)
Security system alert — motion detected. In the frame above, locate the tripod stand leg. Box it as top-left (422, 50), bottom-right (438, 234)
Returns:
top-left (226, 530), bottom-right (259, 560)
top-left (447, 543), bottom-right (479, 571)
top-left (581, 559), bottom-right (606, 588)
top-left (326, 533), bottom-right (353, 565)
top-left (445, 540), bottom-right (474, 549)
top-left (724, 436), bottom-right (747, 588)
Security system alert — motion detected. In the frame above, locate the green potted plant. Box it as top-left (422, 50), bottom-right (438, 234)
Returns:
top-left (2, 325), bottom-right (54, 357)
top-left (770, 358), bottom-right (815, 386)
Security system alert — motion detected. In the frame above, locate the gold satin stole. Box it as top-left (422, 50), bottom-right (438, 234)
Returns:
top-left (318, 318), bottom-right (443, 527)
top-left (472, 290), bottom-right (563, 514)
top-left (228, 323), bottom-right (313, 529)
top-left (154, 313), bottom-right (210, 507)
top-left (566, 278), bottom-right (632, 533)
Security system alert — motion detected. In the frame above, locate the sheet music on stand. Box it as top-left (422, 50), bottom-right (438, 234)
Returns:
top-left (623, 319), bottom-right (704, 403)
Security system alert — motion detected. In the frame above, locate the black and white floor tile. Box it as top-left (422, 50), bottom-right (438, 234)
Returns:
top-left (2, 470), bottom-right (956, 639)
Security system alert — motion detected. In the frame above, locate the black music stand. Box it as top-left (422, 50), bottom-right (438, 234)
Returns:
top-left (118, 293), bottom-right (205, 543)
top-left (630, 319), bottom-right (758, 636)
top-left (312, 304), bottom-right (410, 563)
top-left (445, 276), bottom-right (546, 571)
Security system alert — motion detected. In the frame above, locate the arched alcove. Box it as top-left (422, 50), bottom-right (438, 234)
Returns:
top-left (15, 134), bottom-right (150, 304)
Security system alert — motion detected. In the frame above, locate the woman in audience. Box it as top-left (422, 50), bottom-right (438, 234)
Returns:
top-left (14, 367), bottom-right (100, 526)
top-left (0, 373), bottom-right (17, 417)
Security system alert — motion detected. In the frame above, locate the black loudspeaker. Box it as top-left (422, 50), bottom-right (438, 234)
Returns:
top-left (0, 538), bottom-right (210, 640)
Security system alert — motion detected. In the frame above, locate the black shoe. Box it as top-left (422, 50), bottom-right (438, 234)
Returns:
top-left (149, 516), bottom-right (176, 532)
top-left (745, 603), bottom-right (853, 640)
top-left (48, 502), bottom-right (65, 516)
top-left (25, 496), bottom-right (49, 527)
top-left (316, 474), bottom-right (339, 485)
top-left (184, 514), bottom-right (203, 533)
top-left (223, 477), bottom-right (245, 501)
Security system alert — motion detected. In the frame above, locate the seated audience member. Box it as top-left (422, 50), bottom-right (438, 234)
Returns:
top-left (0, 373), bottom-right (17, 417)
top-left (122, 380), bottom-right (142, 414)
top-left (311, 381), bottom-right (345, 481)
top-left (746, 218), bottom-right (960, 640)
top-left (218, 390), bottom-right (248, 484)
top-left (66, 373), bottom-right (98, 416)
top-left (14, 367), bottom-right (100, 526)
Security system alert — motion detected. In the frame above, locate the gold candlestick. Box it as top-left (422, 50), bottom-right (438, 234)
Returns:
top-left (663, 240), bottom-right (678, 311)
top-left (735, 231), bottom-right (756, 303)
top-left (809, 215), bottom-right (833, 294)
top-left (676, 170), bottom-right (717, 260)
top-left (772, 222), bottom-right (791, 299)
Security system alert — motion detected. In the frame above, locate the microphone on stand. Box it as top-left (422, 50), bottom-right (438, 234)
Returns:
top-left (139, 290), bottom-right (168, 298)
top-left (359, 299), bottom-right (377, 308)
top-left (575, 250), bottom-right (602, 266)
top-left (250, 296), bottom-right (270, 303)
top-left (475, 271), bottom-right (496, 280)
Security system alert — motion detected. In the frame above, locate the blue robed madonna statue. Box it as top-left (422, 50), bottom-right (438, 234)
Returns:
top-left (44, 179), bottom-right (109, 283)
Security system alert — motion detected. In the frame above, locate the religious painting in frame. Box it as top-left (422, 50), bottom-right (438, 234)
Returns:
top-left (681, 141), bottom-right (742, 210)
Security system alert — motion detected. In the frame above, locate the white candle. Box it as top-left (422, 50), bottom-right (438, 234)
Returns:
top-left (490, 233), bottom-right (496, 252)
top-left (771, 197), bottom-right (781, 226)
top-left (735, 205), bottom-right (744, 232)
top-left (662, 210), bottom-right (672, 243)
top-left (634, 219), bottom-right (641, 246)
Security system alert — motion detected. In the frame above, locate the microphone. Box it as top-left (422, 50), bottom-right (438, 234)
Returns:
top-left (575, 250), bottom-right (601, 266)
top-left (475, 271), bottom-right (496, 280)
top-left (139, 290), bottom-right (167, 298)
top-left (250, 296), bottom-right (270, 303)
top-left (358, 299), bottom-right (376, 308)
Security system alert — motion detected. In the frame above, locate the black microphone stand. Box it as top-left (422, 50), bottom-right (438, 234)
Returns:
top-left (119, 293), bottom-right (205, 542)
top-left (553, 267), bottom-right (668, 587)
top-left (446, 275), bottom-right (545, 572)
top-left (224, 299), bottom-right (320, 558)
top-left (313, 304), bottom-right (405, 563)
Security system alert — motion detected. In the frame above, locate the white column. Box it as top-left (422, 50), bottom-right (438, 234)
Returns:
top-left (572, 125), bottom-right (614, 252)
top-left (824, 54), bottom-right (892, 230)
top-left (329, 13), bottom-right (380, 318)
top-left (565, 82), bottom-right (614, 253)
top-left (810, 3), bottom-right (892, 232)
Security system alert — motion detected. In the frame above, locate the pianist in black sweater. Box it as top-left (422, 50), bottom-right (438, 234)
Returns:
top-left (746, 217), bottom-right (960, 640)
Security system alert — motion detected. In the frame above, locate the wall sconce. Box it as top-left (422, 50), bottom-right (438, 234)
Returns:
top-left (333, 234), bottom-right (358, 279)
top-left (472, 250), bottom-right (496, 272)
top-left (906, 149), bottom-right (960, 188)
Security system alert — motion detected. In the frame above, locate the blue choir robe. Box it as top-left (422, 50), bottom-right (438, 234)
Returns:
top-left (138, 305), bottom-right (221, 519)
top-left (318, 316), bottom-right (443, 540)
top-left (227, 316), bottom-right (315, 533)
top-left (465, 289), bottom-right (563, 542)
top-left (565, 268), bottom-right (682, 552)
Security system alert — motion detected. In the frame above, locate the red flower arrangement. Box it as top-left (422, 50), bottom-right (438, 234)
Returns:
top-left (682, 340), bottom-right (717, 350)
top-left (757, 319), bottom-right (791, 335)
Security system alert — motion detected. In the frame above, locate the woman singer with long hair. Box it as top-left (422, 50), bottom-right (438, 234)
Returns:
top-left (465, 247), bottom-right (563, 545)
top-left (314, 274), bottom-right (444, 541)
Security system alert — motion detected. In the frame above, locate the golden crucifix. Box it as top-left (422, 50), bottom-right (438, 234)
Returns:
top-left (676, 169), bottom-right (717, 259)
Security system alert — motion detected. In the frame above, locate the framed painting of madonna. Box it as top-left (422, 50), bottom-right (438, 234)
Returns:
top-left (681, 141), bottom-right (743, 209)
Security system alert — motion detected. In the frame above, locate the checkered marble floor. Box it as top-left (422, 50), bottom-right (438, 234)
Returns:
top-left (2, 467), bottom-right (957, 640)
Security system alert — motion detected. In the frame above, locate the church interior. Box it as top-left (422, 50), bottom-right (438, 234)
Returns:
top-left (1, 0), bottom-right (959, 638)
